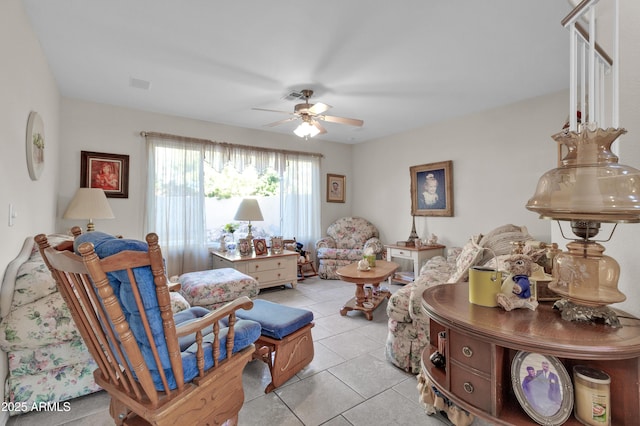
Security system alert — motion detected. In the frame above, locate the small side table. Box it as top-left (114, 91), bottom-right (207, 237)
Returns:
top-left (385, 244), bottom-right (445, 284)
top-left (336, 260), bottom-right (399, 320)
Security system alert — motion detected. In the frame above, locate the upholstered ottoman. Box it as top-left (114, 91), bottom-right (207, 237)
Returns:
top-left (178, 268), bottom-right (259, 310)
top-left (236, 299), bottom-right (314, 393)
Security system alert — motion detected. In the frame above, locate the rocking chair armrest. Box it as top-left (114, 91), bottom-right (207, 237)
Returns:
top-left (175, 296), bottom-right (254, 337)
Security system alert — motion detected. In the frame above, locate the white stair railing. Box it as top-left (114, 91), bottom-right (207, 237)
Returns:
top-left (561, 0), bottom-right (618, 131)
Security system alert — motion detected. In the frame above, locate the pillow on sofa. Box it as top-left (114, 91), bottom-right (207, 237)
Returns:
top-left (477, 224), bottom-right (533, 266)
top-left (448, 235), bottom-right (483, 283)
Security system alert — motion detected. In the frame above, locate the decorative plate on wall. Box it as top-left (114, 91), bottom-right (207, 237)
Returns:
top-left (26, 111), bottom-right (45, 180)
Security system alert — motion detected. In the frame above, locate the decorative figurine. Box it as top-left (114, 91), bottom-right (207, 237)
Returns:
top-left (496, 253), bottom-right (539, 311)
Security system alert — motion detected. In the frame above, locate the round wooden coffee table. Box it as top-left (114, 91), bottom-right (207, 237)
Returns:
top-left (336, 260), bottom-right (399, 320)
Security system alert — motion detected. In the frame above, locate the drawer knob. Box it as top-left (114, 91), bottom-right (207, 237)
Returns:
top-left (462, 346), bottom-right (473, 358)
top-left (463, 382), bottom-right (474, 394)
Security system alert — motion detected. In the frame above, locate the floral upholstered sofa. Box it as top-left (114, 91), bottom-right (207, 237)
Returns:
top-left (315, 217), bottom-right (384, 279)
top-left (0, 233), bottom-right (191, 417)
top-left (385, 224), bottom-right (537, 374)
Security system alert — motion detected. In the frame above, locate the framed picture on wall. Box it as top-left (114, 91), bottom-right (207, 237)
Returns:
top-left (327, 174), bottom-right (345, 203)
top-left (410, 161), bottom-right (453, 217)
top-left (81, 151), bottom-right (130, 198)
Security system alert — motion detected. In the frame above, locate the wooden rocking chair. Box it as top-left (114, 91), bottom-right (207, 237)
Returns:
top-left (35, 231), bottom-right (261, 426)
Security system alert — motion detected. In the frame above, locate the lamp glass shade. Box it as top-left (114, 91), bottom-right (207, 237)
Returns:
top-left (64, 188), bottom-right (115, 220)
top-left (526, 127), bottom-right (640, 223)
top-left (233, 199), bottom-right (263, 221)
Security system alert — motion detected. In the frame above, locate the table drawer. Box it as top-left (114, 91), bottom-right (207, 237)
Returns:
top-left (449, 331), bottom-right (491, 374)
top-left (247, 257), bottom-right (293, 273)
top-left (250, 268), bottom-right (297, 284)
top-left (450, 362), bottom-right (492, 412)
top-left (211, 255), bottom-right (233, 269)
top-left (388, 248), bottom-right (414, 260)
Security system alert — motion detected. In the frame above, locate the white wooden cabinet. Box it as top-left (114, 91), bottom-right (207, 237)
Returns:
top-left (210, 249), bottom-right (298, 290)
top-left (385, 244), bottom-right (445, 284)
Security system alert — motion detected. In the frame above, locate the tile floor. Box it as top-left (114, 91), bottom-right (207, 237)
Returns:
top-left (6, 276), bottom-right (488, 426)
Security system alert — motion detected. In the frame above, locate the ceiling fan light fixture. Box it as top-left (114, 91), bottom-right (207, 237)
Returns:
top-left (294, 121), bottom-right (320, 138)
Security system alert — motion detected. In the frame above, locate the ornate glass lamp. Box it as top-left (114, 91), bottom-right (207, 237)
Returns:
top-left (526, 124), bottom-right (640, 326)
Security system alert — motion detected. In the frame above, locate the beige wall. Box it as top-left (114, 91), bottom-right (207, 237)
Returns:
top-left (0, 0), bottom-right (61, 417)
top-left (0, 0), bottom-right (60, 273)
top-left (58, 98), bottom-right (354, 239)
top-left (351, 91), bottom-right (567, 247)
top-left (599, 0), bottom-right (640, 316)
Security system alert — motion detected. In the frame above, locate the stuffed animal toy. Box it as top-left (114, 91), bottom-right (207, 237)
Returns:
top-left (285, 241), bottom-right (307, 263)
top-left (496, 253), bottom-right (539, 311)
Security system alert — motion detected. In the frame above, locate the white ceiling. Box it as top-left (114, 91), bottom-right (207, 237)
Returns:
top-left (22, 0), bottom-right (573, 144)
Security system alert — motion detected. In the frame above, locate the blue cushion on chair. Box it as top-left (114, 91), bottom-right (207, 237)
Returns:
top-left (74, 232), bottom-right (260, 390)
top-left (236, 299), bottom-right (313, 339)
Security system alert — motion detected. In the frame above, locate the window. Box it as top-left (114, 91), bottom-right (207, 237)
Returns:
top-left (143, 132), bottom-right (321, 276)
top-left (204, 163), bottom-right (281, 243)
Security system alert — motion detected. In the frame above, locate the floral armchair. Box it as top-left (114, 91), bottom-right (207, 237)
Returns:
top-left (315, 217), bottom-right (384, 279)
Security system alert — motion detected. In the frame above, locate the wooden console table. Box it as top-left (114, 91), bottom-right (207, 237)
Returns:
top-left (385, 244), bottom-right (444, 284)
top-left (210, 249), bottom-right (298, 290)
top-left (421, 283), bottom-right (640, 425)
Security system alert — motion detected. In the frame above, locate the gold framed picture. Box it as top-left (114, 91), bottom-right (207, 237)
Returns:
top-left (327, 174), bottom-right (345, 203)
top-left (410, 161), bottom-right (453, 217)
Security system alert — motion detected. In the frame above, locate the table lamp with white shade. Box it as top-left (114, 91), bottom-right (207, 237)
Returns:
top-left (234, 198), bottom-right (263, 241)
top-left (63, 188), bottom-right (115, 231)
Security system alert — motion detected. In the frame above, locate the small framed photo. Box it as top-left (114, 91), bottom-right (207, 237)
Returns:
top-left (410, 161), bottom-right (453, 217)
top-left (511, 351), bottom-right (573, 425)
top-left (327, 174), bottom-right (346, 203)
top-left (81, 151), bottom-right (129, 198)
top-left (253, 238), bottom-right (268, 256)
top-left (270, 236), bottom-right (283, 254)
top-left (238, 238), bottom-right (251, 257)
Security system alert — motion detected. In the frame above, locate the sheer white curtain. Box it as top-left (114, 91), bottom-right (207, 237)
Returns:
top-left (145, 137), bottom-right (209, 276)
top-left (281, 154), bottom-right (321, 252)
top-left (144, 132), bottom-right (322, 276)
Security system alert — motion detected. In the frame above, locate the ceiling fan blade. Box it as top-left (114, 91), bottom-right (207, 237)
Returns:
top-left (264, 117), bottom-right (298, 127)
top-left (252, 107), bottom-right (294, 115)
top-left (308, 102), bottom-right (331, 115)
top-left (313, 120), bottom-right (327, 134)
top-left (318, 114), bottom-right (364, 127)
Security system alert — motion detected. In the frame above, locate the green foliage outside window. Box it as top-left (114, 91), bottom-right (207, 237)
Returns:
top-left (205, 164), bottom-right (279, 199)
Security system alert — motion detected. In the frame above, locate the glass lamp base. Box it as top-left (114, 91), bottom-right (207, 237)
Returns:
top-left (553, 299), bottom-right (621, 328)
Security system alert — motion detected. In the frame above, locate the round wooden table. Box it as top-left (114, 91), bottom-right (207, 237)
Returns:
top-left (336, 260), bottom-right (399, 320)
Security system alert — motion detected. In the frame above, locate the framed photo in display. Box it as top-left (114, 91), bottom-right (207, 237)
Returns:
top-left (253, 238), bottom-right (268, 256)
top-left (511, 351), bottom-right (573, 425)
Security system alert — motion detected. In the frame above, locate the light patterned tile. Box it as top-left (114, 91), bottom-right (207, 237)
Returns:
top-left (276, 371), bottom-right (364, 426)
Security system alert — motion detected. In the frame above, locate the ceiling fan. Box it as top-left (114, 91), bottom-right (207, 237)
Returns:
top-left (252, 89), bottom-right (364, 138)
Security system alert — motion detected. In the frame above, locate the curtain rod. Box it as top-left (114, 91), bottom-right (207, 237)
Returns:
top-left (140, 131), bottom-right (324, 158)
